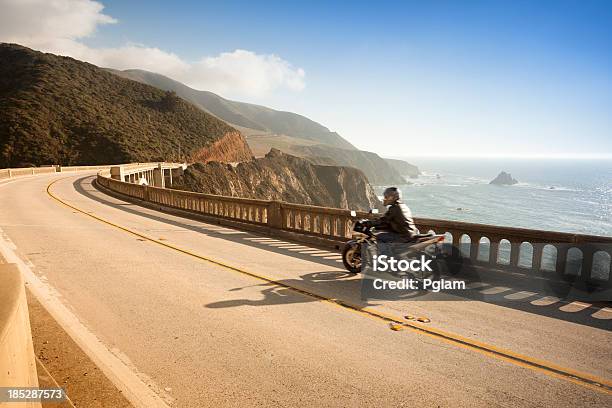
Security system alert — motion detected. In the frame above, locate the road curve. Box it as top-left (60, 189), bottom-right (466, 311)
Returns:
top-left (0, 173), bottom-right (610, 407)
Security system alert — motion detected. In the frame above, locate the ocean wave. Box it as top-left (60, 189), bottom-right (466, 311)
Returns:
top-left (400, 162), bottom-right (611, 236)
top-left (408, 182), bottom-right (468, 187)
top-left (573, 198), bottom-right (601, 206)
top-left (514, 182), bottom-right (581, 192)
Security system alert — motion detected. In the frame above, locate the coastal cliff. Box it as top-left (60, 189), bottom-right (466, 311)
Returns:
top-left (172, 149), bottom-right (382, 211)
top-left (190, 131), bottom-right (253, 163)
top-left (292, 145), bottom-right (407, 185)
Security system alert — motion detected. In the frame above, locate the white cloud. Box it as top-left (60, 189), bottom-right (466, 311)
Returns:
top-left (189, 50), bottom-right (306, 95)
top-left (0, 0), bottom-right (116, 42)
top-left (0, 0), bottom-right (305, 97)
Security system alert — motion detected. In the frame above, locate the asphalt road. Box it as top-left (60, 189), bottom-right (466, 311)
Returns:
top-left (0, 173), bottom-right (610, 407)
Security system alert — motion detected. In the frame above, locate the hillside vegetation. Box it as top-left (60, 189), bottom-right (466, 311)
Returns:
top-left (110, 69), bottom-right (420, 184)
top-left (110, 69), bottom-right (356, 150)
top-left (0, 44), bottom-right (251, 167)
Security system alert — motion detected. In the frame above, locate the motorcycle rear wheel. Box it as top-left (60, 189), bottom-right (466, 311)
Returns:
top-left (342, 243), bottom-right (361, 274)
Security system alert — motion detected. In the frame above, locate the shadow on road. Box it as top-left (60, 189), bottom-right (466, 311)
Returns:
top-left (74, 175), bottom-right (343, 269)
top-left (203, 265), bottom-right (611, 331)
top-left (73, 176), bottom-right (611, 330)
top-left (206, 271), bottom-right (367, 309)
top-left (204, 269), bottom-right (457, 310)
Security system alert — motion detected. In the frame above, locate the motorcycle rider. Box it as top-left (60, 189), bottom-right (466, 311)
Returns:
top-left (368, 187), bottom-right (419, 243)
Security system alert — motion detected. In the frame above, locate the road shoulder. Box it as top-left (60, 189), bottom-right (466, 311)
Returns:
top-left (27, 289), bottom-right (133, 408)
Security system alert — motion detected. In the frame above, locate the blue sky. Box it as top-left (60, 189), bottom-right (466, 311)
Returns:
top-left (2, 0), bottom-right (611, 157)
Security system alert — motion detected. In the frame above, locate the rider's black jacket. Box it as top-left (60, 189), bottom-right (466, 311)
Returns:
top-left (369, 201), bottom-right (419, 238)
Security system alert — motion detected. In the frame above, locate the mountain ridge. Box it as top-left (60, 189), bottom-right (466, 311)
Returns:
top-left (0, 43), bottom-right (252, 167)
top-left (108, 68), bottom-right (357, 150)
top-left (109, 68), bottom-right (419, 184)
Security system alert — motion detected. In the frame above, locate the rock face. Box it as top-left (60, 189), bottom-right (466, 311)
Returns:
top-left (490, 171), bottom-right (518, 185)
top-left (190, 131), bottom-right (253, 163)
top-left (0, 44), bottom-right (250, 167)
top-left (289, 145), bottom-right (409, 185)
top-left (247, 140), bottom-right (412, 185)
top-left (172, 149), bottom-right (382, 211)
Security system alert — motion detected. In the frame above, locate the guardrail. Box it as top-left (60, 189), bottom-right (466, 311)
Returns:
top-left (0, 163), bottom-right (172, 181)
top-left (0, 164), bottom-right (132, 181)
top-left (0, 167), bottom-right (56, 180)
top-left (0, 264), bottom-right (41, 407)
top-left (57, 164), bottom-right (125, 172)
top-left (97, 164), bottom-right (612, 285)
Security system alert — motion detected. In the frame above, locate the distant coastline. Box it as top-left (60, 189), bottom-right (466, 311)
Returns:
top-left (375, 158), bottom-right (612, 237)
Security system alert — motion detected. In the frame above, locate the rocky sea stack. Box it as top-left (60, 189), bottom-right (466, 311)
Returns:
top-left (490, 171), bottom-right (518, 185)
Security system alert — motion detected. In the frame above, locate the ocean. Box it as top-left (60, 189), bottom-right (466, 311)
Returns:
top-left (378, 158), bottom-right (612, 237)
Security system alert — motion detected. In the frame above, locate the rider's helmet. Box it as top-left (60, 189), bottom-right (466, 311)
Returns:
top-left (382, 187), bottom-right (401, 206)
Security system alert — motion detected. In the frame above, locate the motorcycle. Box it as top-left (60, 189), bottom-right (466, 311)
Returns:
top-left (342, 209), bottom-right (447, 274)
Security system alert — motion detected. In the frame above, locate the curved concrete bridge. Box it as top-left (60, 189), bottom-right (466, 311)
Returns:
top-left (0, 168), bottom-right (610, 407)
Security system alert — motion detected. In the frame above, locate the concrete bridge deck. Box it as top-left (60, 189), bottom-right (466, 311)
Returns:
top-left (0, 172), bottom-right (610, 407)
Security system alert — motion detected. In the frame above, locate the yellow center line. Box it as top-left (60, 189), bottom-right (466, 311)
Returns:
top-left (47, 176), bottom-right (612, 394)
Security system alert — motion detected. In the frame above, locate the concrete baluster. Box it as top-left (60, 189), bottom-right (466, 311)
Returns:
top-left (153, 164), bottom-right (165, 188)
top-left (488, 237), bottom-right (500, 265)
top-left (532, 243), bottom-right (543, 273)
top-left (267, 201), bottom-right (283, 229)
top-left (581, 246), bottom-right (595, 283)
top-left (451, 230), bottom-right (461, 259)
top-left (330, 216), bottom-right (337, 237)
top-left (555, 244), bottom-right (568, 275)
top-left (510, 240), bottom-right (521, 267)
top-left (469, 234), bottom-right (479, 261)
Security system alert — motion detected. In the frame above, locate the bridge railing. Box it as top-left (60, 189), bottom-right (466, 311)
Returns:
top-left (0, 163), bottom-right (160, 181)
top-left (0, 162), bottom-right (184, 184)
top-left (96, 164), bottom-right (612, 285)
top-left (0, 167), bottom-right (56, 180)
top-left (416, 218), bottom-right (612, 283)
top-left (278, 202), bottom-right (358, 239)
top-left (58, 164), bottom-right (126, 172)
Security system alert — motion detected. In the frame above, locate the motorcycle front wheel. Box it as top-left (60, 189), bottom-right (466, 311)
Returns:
top-left (342, 243), bottom-right (361, 274)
